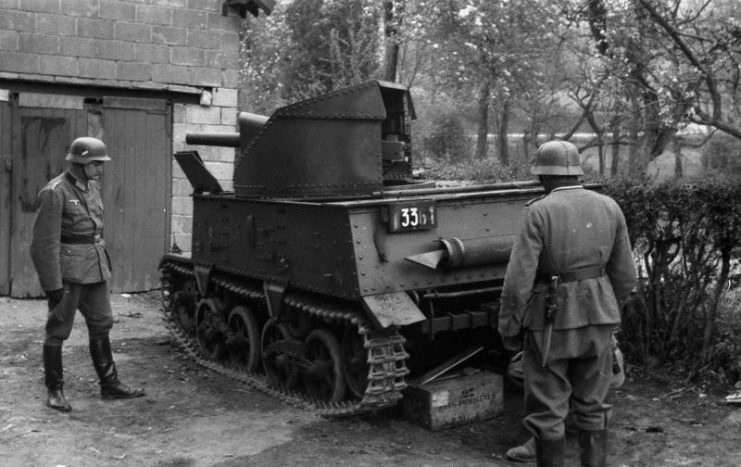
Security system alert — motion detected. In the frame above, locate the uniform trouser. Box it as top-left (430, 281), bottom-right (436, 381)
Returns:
top-left (45, 281), bottom-right (114, 346)
top-left (522, 325), bottom-right (614, 440)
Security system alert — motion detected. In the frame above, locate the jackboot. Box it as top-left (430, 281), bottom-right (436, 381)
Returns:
top-left (89, 336), bottom-right (145, 399)
top-left (535, 437), bottom-right (565, 467)
top-left (43, 344), bottom-right (72, 412)
top-left (578, 430), bottom-right (608, 467)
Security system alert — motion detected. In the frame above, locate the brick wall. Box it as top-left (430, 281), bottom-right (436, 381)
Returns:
top-left (0, 0), bottom-right (246, 255)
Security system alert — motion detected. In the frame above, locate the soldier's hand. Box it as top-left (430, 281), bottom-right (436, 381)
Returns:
top-left (502, 336), bottom-right (522, 352)
top-left (46, 288), bottom-right (64, 310)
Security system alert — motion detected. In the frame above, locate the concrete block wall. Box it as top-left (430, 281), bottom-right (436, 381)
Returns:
top-left (171, 88), bottom-right (240, 254)
top-left (0, 0), bottom-right (245, 256)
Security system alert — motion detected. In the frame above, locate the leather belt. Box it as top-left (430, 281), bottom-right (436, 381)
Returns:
top-left (61, 234), bottom-right (101, 244)
top-left (537, 266), bottom-right (606, 283)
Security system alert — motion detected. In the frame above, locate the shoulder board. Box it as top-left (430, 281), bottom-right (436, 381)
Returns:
top-left (525, 194), bottom-right (546, 206)
top-left (39, 173), bottom-right (69, 194)
top-left (49, 178), bottom-right (64, 189)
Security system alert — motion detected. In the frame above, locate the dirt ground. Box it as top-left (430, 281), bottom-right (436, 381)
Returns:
top-left (1, 292), bottom-right (740, 467)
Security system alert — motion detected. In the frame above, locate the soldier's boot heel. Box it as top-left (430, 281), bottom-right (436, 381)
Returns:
top-left (535, 437), bottom-right (565, 467)
top-left (46, 388), bottom-right (72, 412)
top-left (578, 429), bottom-right (607, 467)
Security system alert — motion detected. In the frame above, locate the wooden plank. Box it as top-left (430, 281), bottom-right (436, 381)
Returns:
top-left (410, 346), bottom-right (484, 386)
top-left (0, 99), bottom-right (11, 295)
top-left (102, 100), bottom-right (170, 292)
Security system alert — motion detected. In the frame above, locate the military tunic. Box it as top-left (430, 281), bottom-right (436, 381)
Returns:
top-left (498, 185), bottom-right (636, 440)
top-left (30, 170), bottom-right (114, 344)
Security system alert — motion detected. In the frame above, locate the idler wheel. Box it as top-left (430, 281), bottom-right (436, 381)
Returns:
top-left (261, 319), bottom-right (298, 389)
top-left (195, 298), bottom-right (227, 361)
top-left (304, 329), bottom-right (346, 402)
top-left (173, 279), bottom-right (198, 336)
top-left (341, 326), bottom-right (369, 398)
top-left (226, 305), bottom-right (261, 372)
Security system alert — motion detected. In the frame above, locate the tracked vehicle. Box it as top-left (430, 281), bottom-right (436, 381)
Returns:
top-left (159, 80), bottom-right (546, 415)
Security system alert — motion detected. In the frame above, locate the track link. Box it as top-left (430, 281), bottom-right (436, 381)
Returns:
top-left (160, 259), bottom-right (409, 417)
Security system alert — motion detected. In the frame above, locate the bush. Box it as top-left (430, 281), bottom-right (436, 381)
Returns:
top-left (604, 176), bottom-right (741, 382)
top-left (419, 156), bottom-right (532, 183)
top-left (702, 133), bottom-right (741, 179)
top-left (419, 114), bottom-right (471, 163)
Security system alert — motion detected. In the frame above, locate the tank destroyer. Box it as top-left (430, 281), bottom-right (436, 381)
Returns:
top-left (159, 80), bottom-right (548, 415)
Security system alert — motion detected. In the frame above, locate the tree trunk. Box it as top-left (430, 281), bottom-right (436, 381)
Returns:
top-left (673, 137), bottom-right (683, 178)
top-left (597, 132), bottom-right (605, 176)
top-left (628, 90), bottom-right (643, 175)
top-left (382, 0), bottom-right (401, 82)
top-left (497, 89), bottom-right (510, 166)
top-left (475, 80), bottom-right (490, 160)
top-left (610, 120), bottom-right (621, 176)
top-left (702, 252), bottom-right (731, 363)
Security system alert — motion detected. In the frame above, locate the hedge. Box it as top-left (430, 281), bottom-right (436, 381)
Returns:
top-left (603, 176), bottom-right (741, 383)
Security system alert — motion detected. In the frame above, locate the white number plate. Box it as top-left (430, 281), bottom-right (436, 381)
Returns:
top-left (388, 202), bottom-right (437, 232)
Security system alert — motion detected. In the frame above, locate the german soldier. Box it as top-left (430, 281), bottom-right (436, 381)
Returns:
top-left (30, 136), bottom-right (145, 412)
top-left (497, 140), bottom-right (636, 467)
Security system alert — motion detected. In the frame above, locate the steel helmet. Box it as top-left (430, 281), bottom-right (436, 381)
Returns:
top-left (65, 137), bottom-right (111, 164)
top-left (531, 140), bottom-right (583, 176)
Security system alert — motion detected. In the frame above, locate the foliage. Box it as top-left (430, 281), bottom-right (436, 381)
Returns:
top-left (702, 132), bottom-right (741, 179)
top-left (418, 114), bottom-right (470, 163)
top-left (403, 0), bottom-right (571, 164)
top-left (604, 176), bottom-right (741, 382)
top-left (706, 290), bottom-right (741, 384)
top-left (419, 155), bottom-right (529, 184)
top-left (240, 0), bottom-right (741, 176)
top-left (239, 2), bottom-right (291, 113)
top-left (282, 0), bottom-right (381, 101)
top-left (417, 145), bottom-right (533, 182)
top-left (566, 0), bottom-right (741, 169)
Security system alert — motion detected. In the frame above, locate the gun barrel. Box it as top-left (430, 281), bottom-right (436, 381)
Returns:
top-left (185, 133), bottom-right (241, 147)
top-left (184, 112), bottom-right (269, 148)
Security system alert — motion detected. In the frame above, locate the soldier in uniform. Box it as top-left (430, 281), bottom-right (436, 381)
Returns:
top-left (497, 140), bottom-right (636, 467)
top-left (30, 136), bottom-right (145, 412)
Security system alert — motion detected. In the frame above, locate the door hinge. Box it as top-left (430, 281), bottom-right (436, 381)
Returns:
top-left (2, 155), bottom-right (11, 172)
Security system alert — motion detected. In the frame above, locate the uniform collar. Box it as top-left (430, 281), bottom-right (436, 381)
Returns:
top-left (65, 169), bottom-right (90, 191)
top-left (551, 185), bottom-right (583, 193)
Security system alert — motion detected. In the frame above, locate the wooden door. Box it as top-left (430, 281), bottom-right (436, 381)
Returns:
top-left (2, 93), bottom-right (172, 297)
top-left (101, 97), bottom-right (171, 293)
top-left (9, 94), bottom-right (87, 297)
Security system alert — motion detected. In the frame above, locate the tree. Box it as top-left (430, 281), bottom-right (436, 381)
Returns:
top-left (282, 0), bottom-right (381, 100)
top-left (407, 0), bottom-right (567, 163)
top-left (637, 0), bottom-right (741, 140)
top-left (572, 0), bottom-right (741, 174)
top-left (382, 0), bottom-right (405, 82)
top-left (239, 1), bottom-right (291, 113)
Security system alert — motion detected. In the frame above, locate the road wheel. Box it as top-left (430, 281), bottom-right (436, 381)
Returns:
top-left (173, 279), bottom-right (198, 336)
top-left (226, 305), bottom-right (261, 372)
top-left (261, 319), bottom-right (298, 389)
top-left (304, 329), bottom-right (346, 402)
top-left (195, 298), bottom-right (227, 361)
top-left (342, 326), bottom-right (368, 398)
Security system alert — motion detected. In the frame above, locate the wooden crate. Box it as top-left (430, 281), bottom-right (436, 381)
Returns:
top-left (402, 370), bottom-right (503, 430)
